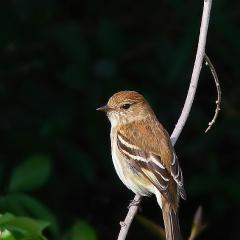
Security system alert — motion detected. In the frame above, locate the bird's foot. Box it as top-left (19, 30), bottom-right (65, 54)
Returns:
top-left (128, 198), bottom-right (141, 209)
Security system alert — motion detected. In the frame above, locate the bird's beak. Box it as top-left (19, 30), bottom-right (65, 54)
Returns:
top-left (96, 104), bottom-right (111, 112)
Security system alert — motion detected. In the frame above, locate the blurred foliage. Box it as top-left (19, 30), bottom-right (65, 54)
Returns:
top-left (0, 0), bottom-right (239, 239)
top-left (9, 155), bottom-right (51, 192)
top-left (189, 206), bottom-right (206, 240)
top-left (0, 213), bottom-right (49, 240)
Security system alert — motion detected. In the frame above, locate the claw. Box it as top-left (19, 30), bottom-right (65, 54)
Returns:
top-left (128, 198), bottom-right (141, 209)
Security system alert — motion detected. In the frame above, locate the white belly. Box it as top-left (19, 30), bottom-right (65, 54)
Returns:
top-left (110, 130), bottom-right (153, 196)
top-left (111, 140), bottom-right (133, 189)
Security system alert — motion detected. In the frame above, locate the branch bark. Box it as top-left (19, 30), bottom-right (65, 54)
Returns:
top-left (117, 1), bottom-right (213, 239)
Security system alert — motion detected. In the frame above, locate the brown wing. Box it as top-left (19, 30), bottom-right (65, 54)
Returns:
top-left (118, 117), bottom-right (186, 203)
top-left (117, 132), bottom-right (170, 197)
top-left (171, 152), bottom-right (186, 199)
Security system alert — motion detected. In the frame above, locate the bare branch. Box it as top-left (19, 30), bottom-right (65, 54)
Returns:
top-left (204, 54), bottom-right (221, 133)
top-left (117, 1), bottom-right (213, 239)
top-left (117, 194), bottom-right (141, 240)
top-left (171, 0), bottom-right (213, 145)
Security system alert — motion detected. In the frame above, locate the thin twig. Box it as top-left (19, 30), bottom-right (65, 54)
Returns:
top-left (117, 1), bottom-right (213, 239)
top-left (204, 54), bottom-right (221, 133)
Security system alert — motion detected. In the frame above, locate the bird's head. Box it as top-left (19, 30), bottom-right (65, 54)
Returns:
top-left (97, 91), bottom-right (153, 127)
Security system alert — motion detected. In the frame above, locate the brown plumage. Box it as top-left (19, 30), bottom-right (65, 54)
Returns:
top-left (97, 91), bottom-right (186, 240)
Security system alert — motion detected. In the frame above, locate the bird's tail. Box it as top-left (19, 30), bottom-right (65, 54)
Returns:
top-left (162, 204), bottom-right (182, 240)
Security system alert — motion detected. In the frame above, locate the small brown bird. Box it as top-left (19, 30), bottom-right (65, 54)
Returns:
top-left (97, 91), bottom-right (186, 240)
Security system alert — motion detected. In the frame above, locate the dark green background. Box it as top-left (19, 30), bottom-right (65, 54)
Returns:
top-left (0, 0), bottom-right (239, 239)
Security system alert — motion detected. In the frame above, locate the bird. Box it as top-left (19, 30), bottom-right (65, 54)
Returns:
top-left (97, 91), bottom-right (186, 240)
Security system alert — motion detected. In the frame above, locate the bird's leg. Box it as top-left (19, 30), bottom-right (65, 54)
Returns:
top-left (128, 197), bottom-right (141, 209)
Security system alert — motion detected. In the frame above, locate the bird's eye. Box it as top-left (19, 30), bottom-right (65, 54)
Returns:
top-left (121, 103), bottom-right (131, 110)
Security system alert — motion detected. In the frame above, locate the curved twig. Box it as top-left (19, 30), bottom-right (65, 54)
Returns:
top-left (117, 1), bottom-right (213, 239)
top-left (204, 54), bottom-right (221, 133)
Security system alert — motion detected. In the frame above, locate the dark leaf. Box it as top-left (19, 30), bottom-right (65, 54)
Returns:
top-left (8, 155), bottom-right (51, 192)
top-left (64, 221), bottom-right (97, 240)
